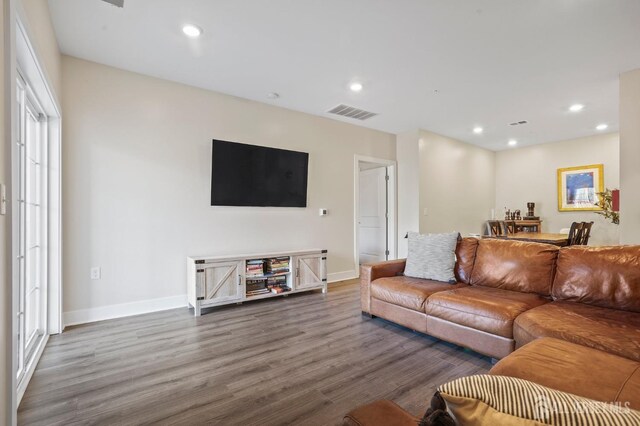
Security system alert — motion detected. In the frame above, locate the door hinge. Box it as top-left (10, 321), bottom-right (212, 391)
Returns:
top-left (385, 250), bottom-right (390, 256)
top-left (385, 175), bottom-right (389, 181)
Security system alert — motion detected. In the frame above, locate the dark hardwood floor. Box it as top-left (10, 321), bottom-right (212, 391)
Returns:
top-left (18, 280), bottom-right (490, 425)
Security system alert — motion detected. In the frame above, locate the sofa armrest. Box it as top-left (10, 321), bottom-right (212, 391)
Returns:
top-left (360, 259), bottom-right (406, 313)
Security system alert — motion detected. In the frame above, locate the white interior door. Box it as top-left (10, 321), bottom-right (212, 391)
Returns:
top-left (359, 167), bottom-right (388, 264)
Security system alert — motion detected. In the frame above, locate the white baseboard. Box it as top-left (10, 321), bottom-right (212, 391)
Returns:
top-left (63, 294), bottom-right (188, 327)
top-left (64, 272), bottom-right (356, 327)
top-left (328, 270), bottom-right (358, 283)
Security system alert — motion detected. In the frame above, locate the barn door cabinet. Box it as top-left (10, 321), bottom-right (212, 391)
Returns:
top-left (187, 249), bottom-right (327, 316)
top-left (294, 253), bottom-right (327, 290)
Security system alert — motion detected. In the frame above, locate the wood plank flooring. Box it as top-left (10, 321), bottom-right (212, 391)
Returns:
top-left (18, 280), bottom-right (490, 425)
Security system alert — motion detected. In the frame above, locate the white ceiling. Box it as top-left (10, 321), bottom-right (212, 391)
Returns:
top-left (48, 0), bottom-right (640, 150)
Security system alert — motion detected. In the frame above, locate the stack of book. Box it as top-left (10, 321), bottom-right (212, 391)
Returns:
top-left (267, 276), bottom-right (290, 294)
top-left (246, 259), bottom-right (265, 277)
top-left (246, 279), bottom-right (270, 297)
top-left (266, 256), bottom-right (290, 274)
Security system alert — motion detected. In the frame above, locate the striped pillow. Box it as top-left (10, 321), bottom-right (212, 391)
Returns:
top-left (438, 375), bottom-right (640, 426)
top-left (404, 232), bottom-right (459, 283)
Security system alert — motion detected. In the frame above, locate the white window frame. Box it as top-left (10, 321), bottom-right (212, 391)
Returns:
top-left (15, 72), bottom-right (49, 394)
top-left (9, 10), bottom-right (63, 408)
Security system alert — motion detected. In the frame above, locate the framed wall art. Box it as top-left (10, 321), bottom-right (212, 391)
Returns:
top-left (557, 164), bottom-right (604, 211)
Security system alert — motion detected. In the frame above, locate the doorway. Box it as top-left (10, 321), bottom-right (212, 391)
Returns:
top-left (354, 156), bottom-right (397, 273)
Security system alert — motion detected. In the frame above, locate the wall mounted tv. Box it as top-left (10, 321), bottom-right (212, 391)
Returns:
top-left (211, 139), bottom-right (309, 207)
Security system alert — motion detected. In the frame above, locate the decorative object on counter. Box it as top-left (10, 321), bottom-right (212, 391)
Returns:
top-left (524, 202), bottom-right (539, 220)
top-left (504, 208), bottom-right (522, 220)
top-left (594, 188), bottom-right (620, 225)
top-left (557, 164), bottom-right (604, 211)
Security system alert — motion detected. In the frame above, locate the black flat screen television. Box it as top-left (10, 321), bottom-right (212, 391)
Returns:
top-left (211, 139), bottom-right (309, 207)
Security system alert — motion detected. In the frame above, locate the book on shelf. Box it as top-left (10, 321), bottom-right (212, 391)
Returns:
top-left (266, 256), bottom-right (290, 274)
top-left (246, 288), bottom-right (271, 296)
top-left (246, 285), bottom-right (266, 292)
top-left (266, 276), bottom-right (287, 285)
top-left (246, 259), bottom-right (265, 276)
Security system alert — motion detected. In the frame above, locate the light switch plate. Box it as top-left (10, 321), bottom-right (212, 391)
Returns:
top-left (0, 184), bottom-right (6, 215)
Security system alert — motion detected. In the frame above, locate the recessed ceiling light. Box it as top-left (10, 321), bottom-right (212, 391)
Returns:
top-left (182, 24), bottom-right (202, 38)
top-left (473, 127), bottom-right (483, 134)
top-left (508, 139), bottom-right (518, 147)
top-left (569, 104), bottom-right (584, 112)
top-left (596, 123), bottom-right (608, 131)
top-left (349, 82), bottom-right (363, 92)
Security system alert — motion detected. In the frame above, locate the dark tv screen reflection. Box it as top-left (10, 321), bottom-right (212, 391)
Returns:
top-left (211, 139), bottom-right (309, 207)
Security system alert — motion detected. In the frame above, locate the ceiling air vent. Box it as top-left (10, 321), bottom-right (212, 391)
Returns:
top-left (509, 120), bottom-right (528, 126)
top-left (327, 104), bottom-right (377, 121)
top-left (101, 0), bottom-right (124, 7)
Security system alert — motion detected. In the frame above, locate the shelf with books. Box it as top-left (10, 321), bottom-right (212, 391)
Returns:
top-left (246, 273), bottom-right (290, 298)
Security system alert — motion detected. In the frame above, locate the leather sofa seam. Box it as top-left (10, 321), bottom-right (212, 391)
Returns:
top-left (613, 364), bottom-right (640, 403)
top-left (427, 301), bottom-right (531, 322)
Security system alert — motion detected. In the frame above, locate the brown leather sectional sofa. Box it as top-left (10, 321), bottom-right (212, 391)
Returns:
top-left (361, 238), bottom-right (640, 361)
top-left (344, 337), bottom-right (640, 425)
top-left (348, 239), bottom-right (640, 424)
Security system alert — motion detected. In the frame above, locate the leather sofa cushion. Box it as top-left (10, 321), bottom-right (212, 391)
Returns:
top-left (371, 276), bottom-right (466, 312)
top-left (343, 400), bottom-right (417, 426)
top-left (514, 301), bottom-right (640, 361)
top-left (455, 237), bottom-right (478, 284)
top-left (426, 287), bottom-right (549, 338)
top-left (470, 239), bottom-right (559, 296)
top-left (490, 337), bottom-right (640, 410)
top-left (552, 245), bottom-right (640, 312)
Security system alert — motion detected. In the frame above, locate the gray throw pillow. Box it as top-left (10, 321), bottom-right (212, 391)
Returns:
top-left (404, 232), bottom-right (459, 283)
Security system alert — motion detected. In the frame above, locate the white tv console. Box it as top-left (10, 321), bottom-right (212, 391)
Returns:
top-left (187, 249), bottom-right (327, 316)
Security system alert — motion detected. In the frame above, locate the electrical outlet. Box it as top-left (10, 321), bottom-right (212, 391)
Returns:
top-left (90, 267), bottom-right (101, 280)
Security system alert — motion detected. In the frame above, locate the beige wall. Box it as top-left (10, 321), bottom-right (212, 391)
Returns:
top-left (61, 55), bottom-right (395, 316)
top-left (418, 130), bottom-right (496, 235)
top-left (396, 130), bottom-right (419, 257)
top-left (620, 69), bottom-right (640, 244)
top-left (495, 133), bottom-right (620, 245)
top-left (18, 0), bottom-right (61, 96)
